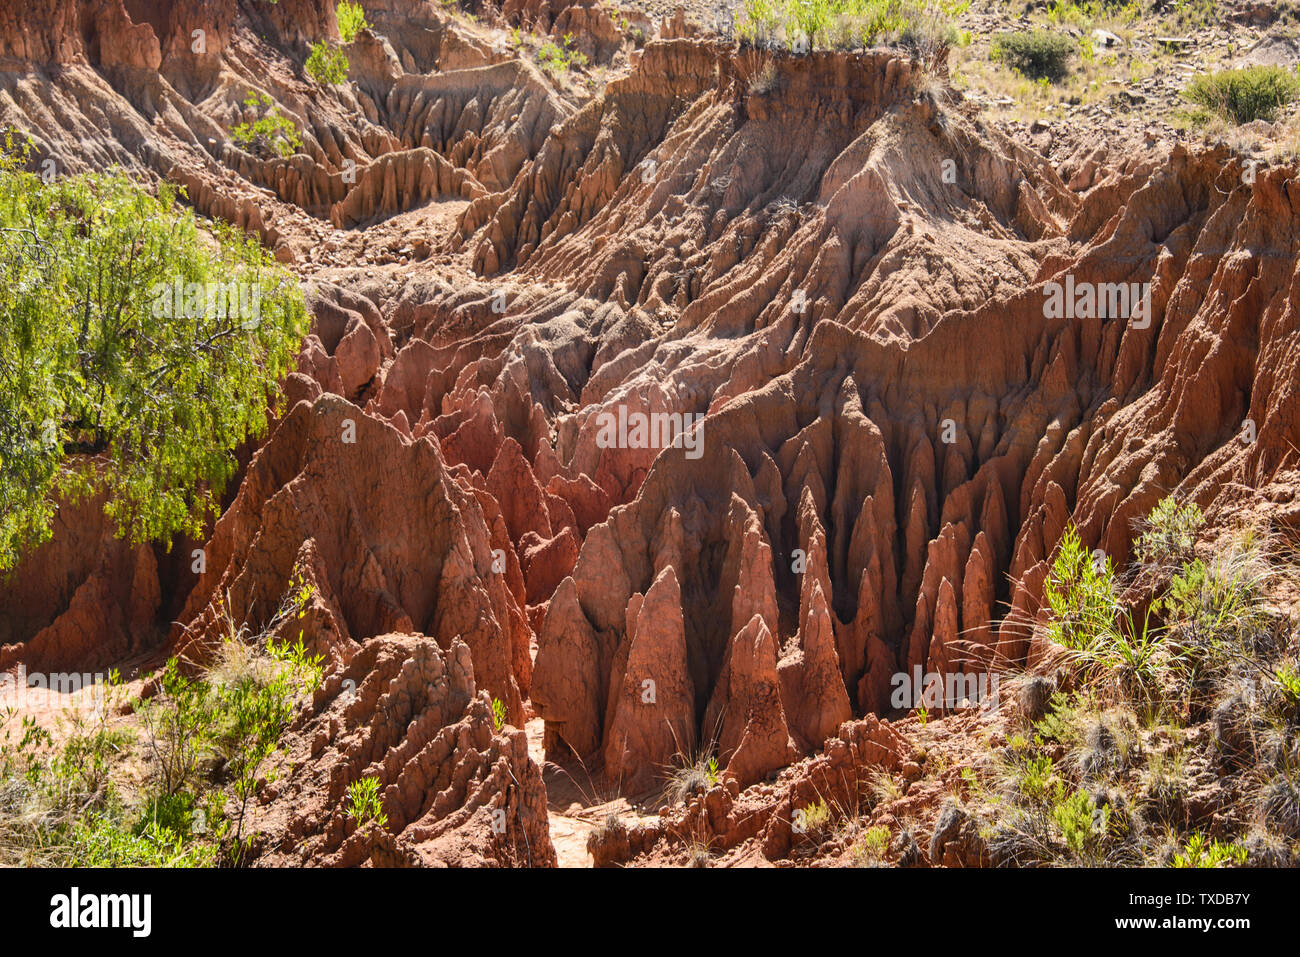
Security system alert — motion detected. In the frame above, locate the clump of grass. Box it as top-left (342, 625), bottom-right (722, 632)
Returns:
top-left (587, 810), bottom-right (625, 855)
top-left (749, 57), bottom-right (780, 95)
top-left (1259, 769), bottom-right (1300, 838)
top-left (850, 824), bottom-right (891, 865)
top-left (1183, 66), bottom-right (1300, 125)
top-left (991, 30), bottom-right (1075, 83)
top-left (345, 775), bottom-right (388, 829)
top-left (1073, 710), bottom-right (1138, 780)
top-left (795, 798), bottom-right (833, 841)
top-left (661, 743), bottom-right (720, 805)
top-left (866, 767), bottom-right (905, 805)
top-left (1141, 745), bottom-right (1188, 825)
top-left (686, 838), bottom-right (713, 867)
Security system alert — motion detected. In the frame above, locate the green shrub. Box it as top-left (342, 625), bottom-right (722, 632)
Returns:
top-left (1183, 66), bottom-right (1300, 125)
top-left (231, 91), bottom-right (303, 158)
top-left (138, 627), bottom-right (323, 864)
top-left (1045, 526), bottom-right (1118, 653)
top-left (336, 1), bottom-right (370, 43)
top-left (536, 35), bottom-right (588, 75)
top-left (991, 30), bottom-right (1075, 82)
top-left (1017, 751), bottom-right (1058, 803)
top-left (1046, 526), bottom-right (1171, 701)
top-left (1053, 789), bottom-right (1108, 859)
top-left (0, 136), bottom-right (308, 571)
top-left (137, 661), bottom-right (217, 797)
top-left (306, 40), bottom-right (349, 84)
top-left (70, 808), bottom-right (215, 867)
top-left (1134, 497), bottom-right (1204, 571)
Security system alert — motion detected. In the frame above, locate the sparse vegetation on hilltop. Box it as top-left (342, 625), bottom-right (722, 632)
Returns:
top-left (737, 0), bottom-right (968, 57)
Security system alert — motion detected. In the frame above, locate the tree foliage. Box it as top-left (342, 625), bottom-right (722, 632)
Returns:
top-left (0, 136), bottom-right (308, 571)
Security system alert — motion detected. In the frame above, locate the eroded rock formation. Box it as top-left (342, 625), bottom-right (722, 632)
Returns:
top-left (256, 633), bottom-right (555, 867)
top-left (3, 0), bottom-right (1300, 849)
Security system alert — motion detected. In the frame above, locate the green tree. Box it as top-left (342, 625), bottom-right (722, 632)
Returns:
top-left (0, 137), bottom-right (308, 571)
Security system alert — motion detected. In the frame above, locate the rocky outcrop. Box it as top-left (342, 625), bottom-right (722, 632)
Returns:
top-left (592, 711), bottom-right (908, 864)
top-left (253, 633), bottom-right (555, 867)
top-left (602, 566), bottom-right (695, 792)
top-left (0, 489), bottom-right (162, 673)
top-left (702, 614), bottom-right (795, 787)
top-left (329, 147), bottom-right (486, 227)
top-left (169, 392), bottom-right (531, 727)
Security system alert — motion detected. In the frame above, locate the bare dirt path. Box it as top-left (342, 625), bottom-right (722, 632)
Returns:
top-left (525, 717), bottom-right (662, 867)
